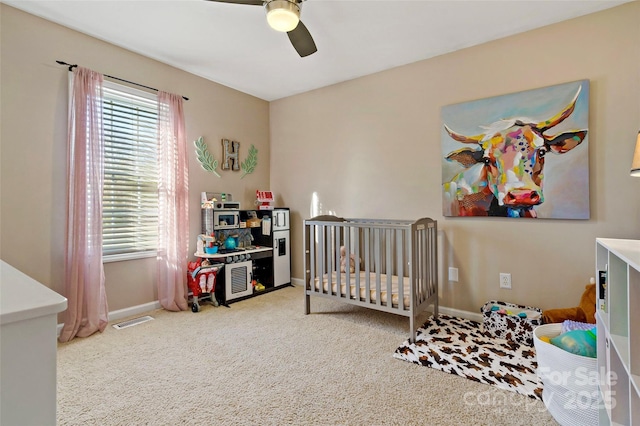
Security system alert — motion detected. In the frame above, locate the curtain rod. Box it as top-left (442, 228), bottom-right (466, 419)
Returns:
top-left (56, 60), bottom-right (189, 101)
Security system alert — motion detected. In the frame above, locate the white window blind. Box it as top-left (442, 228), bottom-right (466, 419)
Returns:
top-left (102, 81), bottom-right (158, 260)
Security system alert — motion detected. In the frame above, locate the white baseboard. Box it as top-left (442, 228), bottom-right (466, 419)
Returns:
top-left (292, 277), bottom-right (482, 322)
top-left (57, 300), bottom-right (162, 337)
top-left (437, 306), bottom-right (483, 322)
top-left (108, 301), bottom-right (163, 322)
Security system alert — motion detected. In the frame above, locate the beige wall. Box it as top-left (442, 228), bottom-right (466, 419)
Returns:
top-left (270, 2), bottom-right (640, 313)
top-left (1, 3), bottom-right (639, 319)
top-left (0, 5), bottom-right (270, 312)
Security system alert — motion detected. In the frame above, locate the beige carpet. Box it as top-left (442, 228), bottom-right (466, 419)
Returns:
top-left (57, 285), bottom-right (558, 425)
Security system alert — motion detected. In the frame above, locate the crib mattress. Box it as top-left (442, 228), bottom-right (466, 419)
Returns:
top-left (313, 271), bottom-right (411, 308)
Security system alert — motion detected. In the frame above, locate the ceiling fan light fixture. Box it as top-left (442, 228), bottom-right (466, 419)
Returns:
top-left (266, 0), bottom-right (300, 32)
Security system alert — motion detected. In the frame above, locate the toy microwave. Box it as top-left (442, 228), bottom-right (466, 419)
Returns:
top-left (213, 210), bottom-right (240, 230)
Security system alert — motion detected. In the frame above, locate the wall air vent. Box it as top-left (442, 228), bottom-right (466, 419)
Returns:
top-left (112, 315), bottom-right (154, 330)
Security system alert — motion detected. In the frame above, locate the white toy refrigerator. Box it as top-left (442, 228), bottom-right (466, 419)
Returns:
top-left (261, 208), bottom-right (290, 287)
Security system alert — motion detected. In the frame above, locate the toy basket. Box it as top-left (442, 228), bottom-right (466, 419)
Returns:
top-left (533, 323), bottom-right (598, 426)
top-left (481, 300), bottom-right (542, 346)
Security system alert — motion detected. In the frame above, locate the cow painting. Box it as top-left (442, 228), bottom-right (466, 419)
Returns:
top-left (442, 81), bottom-right (589, 219)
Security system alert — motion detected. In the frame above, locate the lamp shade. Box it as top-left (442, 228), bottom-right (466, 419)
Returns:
top-left (632, 131), bottom-right (640, 177)
top-left (266, 0), bottom-right (300, 32)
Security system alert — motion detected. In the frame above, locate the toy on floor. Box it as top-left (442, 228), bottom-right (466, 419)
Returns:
top-left (542, 278), bottom-right (596, 324)
top-left (252, 279), bottom-right (265, 292)
top-left (490, 304), bottom-right (528, 318)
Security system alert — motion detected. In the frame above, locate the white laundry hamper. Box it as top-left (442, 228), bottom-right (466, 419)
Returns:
top-left (533, 323), bottom-right (599, 426)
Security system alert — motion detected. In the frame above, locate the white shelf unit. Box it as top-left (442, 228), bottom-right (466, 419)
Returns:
top-left (595, 238), bottom-right (640, 426)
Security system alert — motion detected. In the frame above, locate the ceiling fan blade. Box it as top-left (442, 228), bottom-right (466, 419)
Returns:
top-left (287, 21), bottom-right (317, 57)
top-left (205, 0), bottom-right (264, 5)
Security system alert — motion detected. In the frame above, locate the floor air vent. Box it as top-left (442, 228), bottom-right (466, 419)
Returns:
top-left (112, 315), bottom-right (154, 330)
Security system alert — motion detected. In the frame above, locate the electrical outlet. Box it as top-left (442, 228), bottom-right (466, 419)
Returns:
top-left (500, 273), bottom-right (512, 289)
top-left (448, 267), bottom-right (458, 282)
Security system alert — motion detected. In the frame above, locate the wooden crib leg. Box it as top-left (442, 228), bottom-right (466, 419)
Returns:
top-left (304, 293), bottom-right (310, 315)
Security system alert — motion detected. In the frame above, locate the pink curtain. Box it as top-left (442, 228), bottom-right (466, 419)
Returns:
top-left (157, 92), bottom-right (190, 311)
top-left (59, 67), bottom-right (109, 342)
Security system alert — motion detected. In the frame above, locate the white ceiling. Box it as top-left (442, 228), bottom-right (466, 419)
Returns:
top-left (3, 0), bottom-right (632, 101)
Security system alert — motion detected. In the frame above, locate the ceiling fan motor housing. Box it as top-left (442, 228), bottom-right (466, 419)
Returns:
top-left (265, 0), bottom-right (300, 32)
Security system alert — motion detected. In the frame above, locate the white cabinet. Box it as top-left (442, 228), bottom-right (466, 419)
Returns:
top-left (1, 261), bottom-right (67, 426)
top-left (595, 238), bottom-right (640, 425)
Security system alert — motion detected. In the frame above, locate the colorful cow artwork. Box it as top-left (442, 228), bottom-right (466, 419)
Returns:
top-left (441, 81), bottom-right (590, 219)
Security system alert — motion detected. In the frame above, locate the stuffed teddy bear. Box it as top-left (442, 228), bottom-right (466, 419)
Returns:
top-left (340, 246), bottom-right (357, 274)
top-left (542, 280), bottom-right (596, 324)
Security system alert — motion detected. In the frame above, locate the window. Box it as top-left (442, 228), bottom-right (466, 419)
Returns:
top-left (102, 81), bottom-right (158, 261)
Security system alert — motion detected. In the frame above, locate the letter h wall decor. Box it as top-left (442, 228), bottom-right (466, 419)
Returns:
top-left (441, 80), bottom-right (590, 219)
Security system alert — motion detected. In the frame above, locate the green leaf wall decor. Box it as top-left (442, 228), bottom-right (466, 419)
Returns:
top-left (241, 145), bottom-right (258, 179)
top-left (194, 136), bottom-right (220, 178)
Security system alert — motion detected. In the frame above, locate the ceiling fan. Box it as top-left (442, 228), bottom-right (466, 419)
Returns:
top-left (206, 0), bottom-right (317, 57)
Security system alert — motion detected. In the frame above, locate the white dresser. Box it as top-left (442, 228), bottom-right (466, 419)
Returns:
top-left (1, 260), bottom-right (67, 426)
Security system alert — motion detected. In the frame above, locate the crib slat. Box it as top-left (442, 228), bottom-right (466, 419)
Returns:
top-left (386, 228), bottom-right (392, 307)
top-left (364, 228), bottom-right (370, 304)
top-left (354, 227), bottom-right (361, 302)
top-left (419, 226), bottom-right (425, 303)
top-left (332, 224), bottom-right (338, 296)
top-left (333, 224), bottom-right (339, 297)
top-left (407, 227), bottom-right (413, 309)
top-left (414, 226), bottom-right (420, 305)
top-left (309, 224), bottom-right (315, 293)
top-left (374, 228), bottom-right (382, 307)
top-left (397, 228), bottom-right (404, 311)
top-left (320, 225), bottom-right (327, 295)
top-left (304, 222), bottom-right (311, 314)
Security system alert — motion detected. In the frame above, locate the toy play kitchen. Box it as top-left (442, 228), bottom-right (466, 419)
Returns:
top-left (193, 192), bottom-right (291, 308)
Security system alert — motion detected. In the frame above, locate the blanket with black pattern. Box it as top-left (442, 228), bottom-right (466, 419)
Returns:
top-left (394, 314), bottom-right (542, 400)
